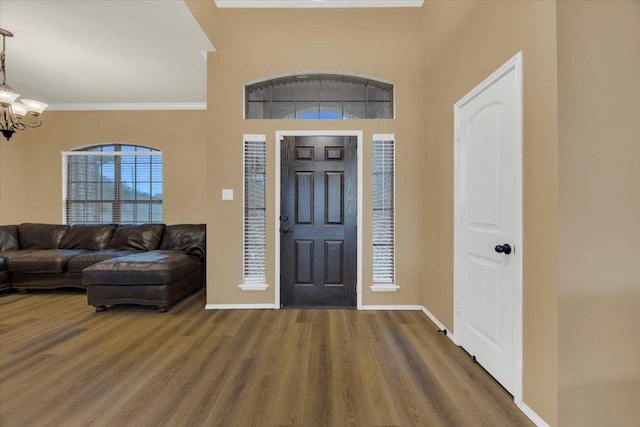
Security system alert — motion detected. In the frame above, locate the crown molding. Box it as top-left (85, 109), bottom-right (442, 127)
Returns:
top-left (215, 0), bottom-right (423, 8)
top-left (46, 103), bottom-right (207, 111)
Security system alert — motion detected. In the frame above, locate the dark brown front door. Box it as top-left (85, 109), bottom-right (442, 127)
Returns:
top-left (280, 135), bottom-right (357, 307)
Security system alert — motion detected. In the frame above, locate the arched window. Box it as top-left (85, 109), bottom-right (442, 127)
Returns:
top-left (245, 74), bottom-right (393, 119)
top-left (62, 144), bottom-right (163, 225)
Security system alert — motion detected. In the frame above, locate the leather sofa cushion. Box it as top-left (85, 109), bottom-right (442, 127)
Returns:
top-left (18, 223), bottom-right (69, 249)
top-left (0, 250), bottom-right (36, 261)
top-left (108, 224), bottom-right (166, 251)
top-left (7, 249), bottom-right (88, 274)
top-left (0, 225), bottom-right (19, 251)
top-left (67, 249), bottom-right (142, 273)
top-left (60, 224), bottom-right (117, 251)
top-left (159, 224), bottom-right (206, 256)
top-left (83, 251), bottom-right (200, 285)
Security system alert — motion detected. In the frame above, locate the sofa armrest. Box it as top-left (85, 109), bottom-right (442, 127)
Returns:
top-left (187, 243), bottom-right (206, 260)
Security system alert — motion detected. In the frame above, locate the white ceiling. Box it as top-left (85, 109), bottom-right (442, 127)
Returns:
top-left (0, 0), bottom-right (422, 110)
top-left (0, 0), bottom-right (215, 110)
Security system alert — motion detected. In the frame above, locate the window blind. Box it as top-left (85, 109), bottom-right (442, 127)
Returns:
top-left (243, 138), bottom-right (267, 284)
top-left (372, 138), bottom-right (395, 284)
top-left (62, 146), bottom-right (162, 225)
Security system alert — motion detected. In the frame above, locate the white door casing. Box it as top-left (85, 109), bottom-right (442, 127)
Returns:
top-left (454, 52), bottom-right (523, 401)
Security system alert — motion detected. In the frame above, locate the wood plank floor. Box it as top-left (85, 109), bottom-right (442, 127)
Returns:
top-left (0, 289), bottom-right (534, 427)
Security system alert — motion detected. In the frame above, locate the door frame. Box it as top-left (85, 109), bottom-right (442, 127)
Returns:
top-left (275, 130), bottom-right (364, 309)
top-left (453, 51), bottom-right (523, 403)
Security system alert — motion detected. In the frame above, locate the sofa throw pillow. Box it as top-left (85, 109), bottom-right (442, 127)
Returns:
top-left (159, 224), bottom-right (206, 253)
top-left (60, 224), bottom-right (117, 251)
top-left (0, 225), bottom-right (19, 251)
top-left (18, 223), bottom-right (70, 249)
top-left (108, 224), bottom-right (166, 251)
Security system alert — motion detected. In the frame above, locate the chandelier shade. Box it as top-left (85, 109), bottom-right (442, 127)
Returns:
top-left (10, 100), bottom-right (28, 117)
top-left (0, 87), bottom-right (20, 105)
top-left (0, 28), bottom-right (48, 141)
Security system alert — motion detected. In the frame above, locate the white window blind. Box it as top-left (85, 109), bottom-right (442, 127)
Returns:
top-left (62, 145), bottom-right (162, 225)
top-left (242, 136), bottom-right (267, 288)
top-left (372, 136), bottom-right (396, 288)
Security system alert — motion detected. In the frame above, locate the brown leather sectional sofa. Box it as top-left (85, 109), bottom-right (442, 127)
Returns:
top-left (0, 258), bottom-right (10, 292)
top-left (0, 223), bottom-right (205, 312)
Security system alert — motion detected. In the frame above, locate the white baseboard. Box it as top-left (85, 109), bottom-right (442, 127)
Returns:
top-left (419, 305), bottom-right (456, 344)
top-left (517, 401), bottom-right (550, 427)
top-left (205, 304), bottom-right (276, 310)
top-left (360, 305), bottom-right (423, 310)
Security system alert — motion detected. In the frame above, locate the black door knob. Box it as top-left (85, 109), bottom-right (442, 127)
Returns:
top-left (494, 243), bottom-right (512, 255)
top-left (280, 227), bottom-right (289, 234)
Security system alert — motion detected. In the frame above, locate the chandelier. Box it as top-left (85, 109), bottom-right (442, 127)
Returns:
top-left (0, 28), bottom-right (47, 141)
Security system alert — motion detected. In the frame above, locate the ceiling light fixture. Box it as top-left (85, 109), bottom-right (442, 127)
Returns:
top-left (0, 28), bottom-right (48, 141)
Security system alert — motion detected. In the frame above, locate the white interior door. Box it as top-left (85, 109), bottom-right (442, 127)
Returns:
top-left (454, 53), bottom-right (523, 397)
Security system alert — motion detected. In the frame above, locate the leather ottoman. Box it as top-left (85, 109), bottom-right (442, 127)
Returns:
top-left (83, 250), bottom-right (202, 312)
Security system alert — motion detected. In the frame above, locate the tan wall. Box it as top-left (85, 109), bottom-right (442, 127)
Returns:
top-left (0, 130), bottom-right (29, 224)
top-left (0, 110), bottom-right (207, 225)
top-left (557, 1), bottom-right (640, 426)
top-left (188, 3), bottom-right (427, 306)
top-left (420, 1), bottom-right (559, 424)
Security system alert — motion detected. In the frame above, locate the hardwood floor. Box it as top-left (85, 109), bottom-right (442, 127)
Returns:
top-left (0, 289), bottom-right (534, 427)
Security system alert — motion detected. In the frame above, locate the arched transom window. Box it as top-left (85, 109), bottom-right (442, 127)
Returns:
top-left (245, 74), bottom-right (394, 120)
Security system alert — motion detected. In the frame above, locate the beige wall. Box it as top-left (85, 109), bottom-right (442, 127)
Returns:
top-left (420, 1), bottom-right (559, 423)
top-left (0, 130), bottom-right (29, 224)
top-left (557, 1), bottom-right (640, 426)
top-left (187, 3), bottom-right (427, 306)
top-left (0, 110), bottom-right (207, 225)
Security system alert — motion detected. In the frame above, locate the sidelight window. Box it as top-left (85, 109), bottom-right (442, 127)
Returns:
top-left (371, 134), bottom-right (398, 291)
top-left (62, 144), bottom-right (162, 225)
top-left (241, 135), bottom-right (268, 290)
top-left (245, 74), bottom-right (393, 119)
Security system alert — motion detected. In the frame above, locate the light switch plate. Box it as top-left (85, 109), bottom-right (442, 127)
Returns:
top-left (222, 189), bottom-right (234, 200)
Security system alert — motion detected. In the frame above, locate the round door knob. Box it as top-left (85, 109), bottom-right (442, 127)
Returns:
top-left (494, 243), bottom-right (512, 255)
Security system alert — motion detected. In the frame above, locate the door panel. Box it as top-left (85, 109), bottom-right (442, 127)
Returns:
top-left (281, 135), bottom-right (357, 307)
top-left (466, 105), bottom-right (501, 229)
top-left (295, 172), bottom-right (314, 224)
top-left (325, 172), bottom-right (344, 225)
top-left (456, 63), bottom-right (520, 395)
top-left (324, 240), bottom-right (344, 285)
top-left (466, 254), bottom-right (502, 349)
top-left (294, 240), bottom-right (314, 285)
